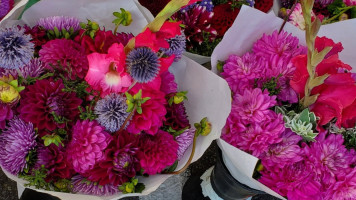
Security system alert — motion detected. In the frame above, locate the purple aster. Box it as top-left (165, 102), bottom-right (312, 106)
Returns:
top-left (72, 175), bottom-right (119, 196)
top-left (37, 16), bottom-right (80, 32)
top-left (94, 93), bottom-right (130, 133)
top-left (0, 117), bottom-right (36, 175)
top-left (126, 47), bottom-right (160, 83)
top-left (252, 30), bottom-right (306, 61)
top-left (261, 129), bottom-right (303, 168)
top-left (0, 0), bottom-right (13, 20)
top-left (0, 103), bottom-right (13, 129)
top-left (221, 53), bottom-right (267, 95)
top-left (176, 128), bottom-right (195, 160)
top-left (304, 131), bottom-right (354, 183)
top-left (0, 26), bottom-right (34, 70)
top-left (0, 58), bottom-right (44, 79)
top-left (162, 31), bottom-right (186, 62)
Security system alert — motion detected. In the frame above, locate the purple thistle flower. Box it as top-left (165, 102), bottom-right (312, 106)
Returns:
top-left (94, 93), bottom-right (129, 133)
top-left (0, 26), bottom-right (34, 70)
top-left (37, 16), bottom-right (80, 32)
top-left (126, 47), bottom-right (160, 83)
top-left (176, 128), bottom-right (195, 160)
top-left (162, 31), bottom-right (186, 62)
top-left (72, 175), bottom-right (119, 196)
top-left (0, 58), bottom-right (44, 79)
top-left (0, 117), bottom-right (36, 175)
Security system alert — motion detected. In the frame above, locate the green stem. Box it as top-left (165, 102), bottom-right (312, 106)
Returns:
top-left (114, 25), bottom-right (119, 35)
top-left (279, 0), bottom-right (299, 34)
top-left (322, 7), bottom-right (352, 24)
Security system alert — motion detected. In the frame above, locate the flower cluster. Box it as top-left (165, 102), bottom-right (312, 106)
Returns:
top-left (140, 0), bottom-right (274, 56)
top-left (0, 11), bottom-right (196, 196)
top-left (220, 29), bottom-right (356, 199)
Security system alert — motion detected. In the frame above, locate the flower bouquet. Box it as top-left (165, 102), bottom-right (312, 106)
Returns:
top-left (278, 0), bottom-right (356, 30)
top-left (0, 0), bottom-right (231, 199)
top-left (137, 0), bottom-right (276, 64)
top-left (211, 2), bottom-right (356, 200)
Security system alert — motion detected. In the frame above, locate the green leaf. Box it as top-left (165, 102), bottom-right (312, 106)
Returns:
top-left (298, 108), bottom-right (310, 123)
top-left (164, 160), bottom-right (178, 173)
top-left (136, 107), bottom-right (142, 114)
top-left (311, 47), bottom-right (332, 67)
top-left (54, 27), bottom-right (60, 38)
top-left (309, 74), bottom-right (330, 89)
top-left (310, 17), bottom-right (322, 39)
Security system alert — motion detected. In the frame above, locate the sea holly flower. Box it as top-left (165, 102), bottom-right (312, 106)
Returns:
top-left (85, 43), bottom-right (132, 97)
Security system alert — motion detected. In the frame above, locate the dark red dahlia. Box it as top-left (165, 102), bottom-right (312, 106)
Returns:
top-left (23, 25), bottom-right (48, 52)
top-left (254, 0), bottom-right (273, 13)
top-left (18, 79), bottom-right (82, 131)
top-left (165, 102), bottom-right (190, 131)
top-left (211, 3), bottom-right (240, 37)
top-left (85, 131), bottom-right (140, 186)
top-left (138, 0), bottom-right (171, 16)
top-left (35, 144), bottom-right (75, 181)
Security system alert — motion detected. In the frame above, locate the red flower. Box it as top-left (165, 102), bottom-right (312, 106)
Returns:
top-left (290, 37), bottom-right (356, 128)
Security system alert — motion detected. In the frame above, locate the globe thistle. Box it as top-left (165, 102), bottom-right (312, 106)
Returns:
top-left (126, 47), bottom-right (160, 83)
top-left (37, 16), bottom-right (80, 32)
top-left (162, 31), bottom-right (186, 62)
top-left (0, 117), bottom-right (36, 175)
top-left (0, 26), bottom-right (34, 70)
top-left (94, 93), bottom-right (130, 133)
top-left (72, 175), bottom-right (119, 196)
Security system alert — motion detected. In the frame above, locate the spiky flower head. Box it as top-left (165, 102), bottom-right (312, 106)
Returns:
top-left (37, 16), bottom-right (80, 32)
top-left (176, 128), bottom-right (195, 160)
top-left (0, 58), bottom-right (44, 79)
top-left (126, 47), bottom-right (160, 83)
top-left (0, 26), bottom-right (34, 70)
top-left (72, 175), bottom-right (119, 196)
top-left (94, 93), bottom-right (130, 133)
top-left (0, 117), bottom-right (36, 175)
top-left (162, 31), bottom-right (186, 62)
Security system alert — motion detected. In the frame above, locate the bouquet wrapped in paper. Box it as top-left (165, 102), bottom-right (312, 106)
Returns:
top-left (211, 2), bottom-right (356, 200)
top-left (137, 0), bottom-right (277, 64)
top-left (0, 0), bottom-right (231, 199)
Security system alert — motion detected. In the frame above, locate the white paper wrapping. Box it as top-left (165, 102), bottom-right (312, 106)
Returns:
top-left (211, 5), bottom-right (356, 199)
top-left (0, 0), bottom-right (232, 199)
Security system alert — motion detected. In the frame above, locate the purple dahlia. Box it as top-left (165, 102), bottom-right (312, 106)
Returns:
top-left (72, 175), bottom-right (119, 196)
top-left (0, 117), bottom-right (36, 175)
top-left (85, 131), bottom-right (140, 186)
top-left (39, 39), bottom-right (89, 80)
top-left (138, 130), bottom-right (178, 175)
top-left (18, 79), bottom-right (82, 131)
top-left (66, 120), bottom-right (112, 174)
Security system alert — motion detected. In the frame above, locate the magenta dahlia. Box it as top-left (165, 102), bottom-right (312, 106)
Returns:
top-left (259, 161), bottom-right (322, 200)
top-left (72, 175), bottom-right (119, 196)
top-left (165, 102), bottom-right (190, 131)
top-left (160, 71), bottom-right (178, 94)
top-left (39, 39), bottom-right (88, 80)
top-left (176, 128), bottom-right (195, 160)
top-left (252, 30), bottom-right (306, 60)
top-left (85, 131), bottom-right (140, 186)
top-left (18, 79), bottom-right (82, 131)
top-left (221, 53), bottom-right (267, 94)
top-left (66, 120), bottom-right (112, 174)
top-left (127, 88), bottom-right (167, 135)
top-left (261, 129), bottom-right (303, 168)
top-left (0, 103), bottom-right (13, 129)
top-left (324, 168), bottom-right (356, 199)
top-left (138, 130), bottom-right (178, 175)
top-left (0, 117), bottom-right (36, 175)
top-left (35, 144), bottom-right (74, 181)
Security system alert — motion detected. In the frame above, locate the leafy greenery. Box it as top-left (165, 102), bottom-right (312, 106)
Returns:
top-left (19, 72), bottom-right (55, 85)
top-left (113, 8), bottom-right (132, 34)
top-left (41, 134), bottom-right (64, 147)
top-left (78, 102), bottom-right (97, 121)
top-left (118, 178), bottom-right (145, 194)
top-left (163, 160), bottom-right (178, 173)
top-left (125, 90), bottom-right (150, 114)
top-left (53, 179), bottom-right (72, 192)
top-left (19, 166), bottom-right (52, 190)
top-left (188, 32), bottom-right (223, 57)
top-left (168, 91), bottom-right (188, 106)
top-left (61, 76), bottom-right (91, 99)
top-left (216, 60), bottom-right (225, 73)
top-left (80, 19), bottom-right (99, 39)
top-left (164, 126), bottom-right (190, 137)
top-left (194, 117), bottom-right (211, 136)
top-left (324, 0), bottom-right (353, 24)
top-left (256, 75), bottom-right (282, 96)
top-left (46, 27), bottom-right (78, 40)
top-left (51, 112), bottom-right (71, 125)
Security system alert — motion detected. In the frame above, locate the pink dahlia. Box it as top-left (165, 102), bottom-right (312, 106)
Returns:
top-left (85, 131), bottom-right (140, 186)
top-left (160, 71), bottom-right (177, 94)
top-left (18, 79), bottom-right (82, 131)
top-left (304, 132), bottom-right (354, 183)
top-left (221, 53), bottom-right (267, 94)
top-left (232, 88), bottom-right (277, 123)
top-left (176, 128), bottom-right (195, 160)
top-left (344, 0), bottom-right (356, 6)
top-left (165, 102), bottom-right (190, 131)
top-left (324, 168), bottom-right (356, 199)
top-left (85, 43), bottom-right (132, 97)
top-left (259, 161), bottom-right (322, 200)
top-left (0, 103), bottom-right (13, 129)
top-left (35, 144), bottom-right (74, 181)
top-left (66, 120), bottom-right (112, 174)
top-left (252, 30), bottom-right (306, 60)
top-left (127, 88), bottom-right (167, 135)
top-left (261, 129), bottom-right (303, 168)
top-left (39, 39), bottom-right (89, 80)
top-left (138, 131), bottom-right (178, 175)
